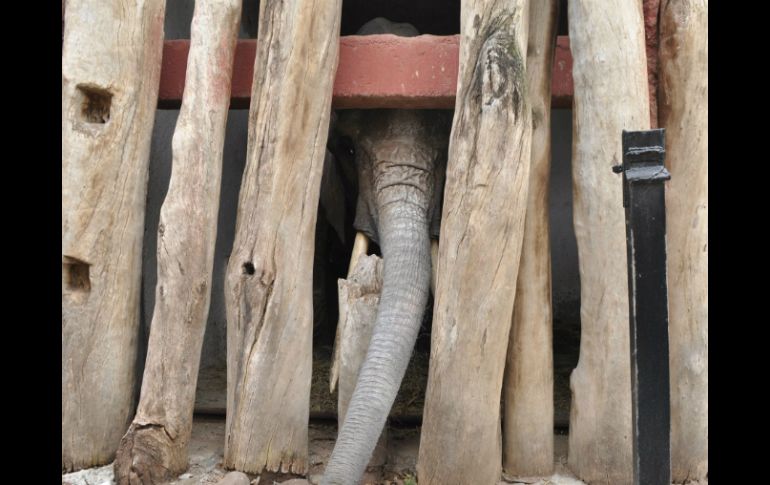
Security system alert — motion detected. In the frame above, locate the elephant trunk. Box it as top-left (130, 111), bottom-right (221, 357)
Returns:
top-left (322, 179), bottom-right (432, 484)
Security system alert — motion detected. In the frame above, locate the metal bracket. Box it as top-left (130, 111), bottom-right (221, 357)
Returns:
top-left (613, 129), bottom-right (670, 207)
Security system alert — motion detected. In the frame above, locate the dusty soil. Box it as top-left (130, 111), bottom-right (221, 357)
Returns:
top-left (64, 317), bottom-right (702, 485)
top-left (63, 416), bottom-right (587, 485)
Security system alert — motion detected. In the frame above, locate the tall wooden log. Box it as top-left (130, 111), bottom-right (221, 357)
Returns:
top-left (417, 2), bottom-right (532, 484)
top-left (567, 1), bottom-right (650, 483)
top-left (113, 1), bottom-right (241, 483)
top-left (223, 0), bottom-right (343, 475)
top-left (502, 0), bottom-right (558, 478)
top-left (658, 1), bottom-right (708, 481)
top-left (61, 0), bottom-right (165, 472)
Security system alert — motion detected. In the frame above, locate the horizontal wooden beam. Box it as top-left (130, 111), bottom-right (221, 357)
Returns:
top-left (158, 35), bottom-right (574, 110)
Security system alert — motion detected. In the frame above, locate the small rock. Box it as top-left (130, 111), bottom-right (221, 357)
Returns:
top-left (61, 463), bottom-right (114, 485)
top-left (178, 473), bottom-right (193, 479)
top-left (279, 480), bottom-right (310, 485)
top-left (216, 471), bottom-right (251, 485)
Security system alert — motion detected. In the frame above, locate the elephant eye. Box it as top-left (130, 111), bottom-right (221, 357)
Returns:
top-left (338, 136), bottom-right (355, 158)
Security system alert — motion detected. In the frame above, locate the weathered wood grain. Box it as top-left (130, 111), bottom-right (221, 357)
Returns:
top-left (330, 231), bottom-right (369, 393)
top-left (502, 0), bottom-right (558, 478)
top-left (417, 2), bottom-right (532, 484)
top-left (336, 254), bottom-right (388, 468)
top-left (61, 0), bottom-right (165, 472)
top-left (658, 1), bottom-right (708, 481)
top-left (223, 0), bottom-right (343, 475)
top-left (567, 0), bottom-right (650, 483)
top-left (113, 1), bottom-right (241, 483)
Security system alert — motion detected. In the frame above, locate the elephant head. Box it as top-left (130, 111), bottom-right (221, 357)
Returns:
top-left (321, 18), bottom-right (452, 485)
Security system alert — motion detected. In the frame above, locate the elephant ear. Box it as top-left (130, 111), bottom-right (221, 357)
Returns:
top-left (340, 110), bottom-right (380, 245)
top-left (319, 149), bottom-right (347, 243)
top-left (333, 110), bottom-right (363, 140)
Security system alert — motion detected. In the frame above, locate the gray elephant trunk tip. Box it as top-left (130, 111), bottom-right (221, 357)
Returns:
top-left (322, 209), bottom-right (432, 485)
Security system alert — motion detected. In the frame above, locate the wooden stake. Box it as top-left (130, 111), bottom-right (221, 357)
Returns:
top-left (658, 1), bottom-right (708, 481)
top-left (417, 2), bottom-right (532, 484)
top-left (331, 231), bottom-right (370, 393)
top-left (61, 0), bottom-right (165, 471)
top-left (502, 0), bottom-right (558, 478)
top-left (223, 0), bottom-right (343, 475)
top-left (336, 254), bottom-right (388, 468)
top-left (567, 0), bottom-right (650, 483)
top-left (113, 1), bottom-right (241, 483)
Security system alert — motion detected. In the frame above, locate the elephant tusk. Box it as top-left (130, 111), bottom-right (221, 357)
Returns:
top-left (430, 239), bottom-right (439, 295)
top-left (330, 231), bottom-right (370, 393)
top-left (347, 232), bottom-right (370, 276)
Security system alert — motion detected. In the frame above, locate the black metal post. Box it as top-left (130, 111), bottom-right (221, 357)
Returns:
top-left (614, 129), bottom-right (671, 485)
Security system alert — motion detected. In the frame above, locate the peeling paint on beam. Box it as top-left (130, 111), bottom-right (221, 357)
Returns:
top-left (158, 35), bottom-right (575, 109)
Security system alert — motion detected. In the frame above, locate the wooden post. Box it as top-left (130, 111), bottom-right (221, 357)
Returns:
top-left (567, 0), bottom-right (650, 483)
top-left (658, 1), bottom-right (708, 481)
top-left (61, 0), bottom-right (165, 472)
top-left (223, 0), bottom-right (343, 475)
top-left (113, 1), bottom-right (241, 483)
top-left (417, 2), bottom-right (532, 484)
top-left (330, 231), bottom-right (370, 393)
top-left (502, 0), bottom-right (558, 478)
top-left (336, 254), bottom-right (388, 468)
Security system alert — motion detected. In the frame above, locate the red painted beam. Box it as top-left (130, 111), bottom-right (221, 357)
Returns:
top-left (643, 0), bottom-right (660, 127)
top-left (333, 35), bottom-right (459, 109)
top-left (158, 35), bottom-right (574, 110)
top-left (552, 36), bottom-right (573, 109)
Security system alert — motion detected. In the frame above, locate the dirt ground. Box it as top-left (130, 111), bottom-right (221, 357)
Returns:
top-left (62, 416), bottom-right (587, 485)
top-left (63, 319), bottom-right (705, 485)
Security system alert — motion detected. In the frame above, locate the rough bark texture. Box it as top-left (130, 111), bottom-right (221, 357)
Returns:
top-left (658, 1), bottom-right (708, 481)
top-left (567, 1), bottom-right (650, 483)
top-left (336, 254), bottom-right (388, 468)
top-left (417, 3), bottom-right (532, 484)
top-left (223, 0), bottom-right (342, 475)
top-left (330, 232), bottom-right (370, 393)
top-left (113, 2), bottom-right (241, 483)
top-left (502, 0), bottom-right (557, 478)
top-left (61, 0), bottom-right (165, 472)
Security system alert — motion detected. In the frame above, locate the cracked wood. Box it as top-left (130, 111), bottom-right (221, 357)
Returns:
top-left (223, 0), bottom-right (343, 475)
top-left (567, 0), bottom-right (650, 483)
top-left (658, 0), bottom-right (708, 481)
top-left (417, 2), bottom-right (532, 484)
top-left (502, 0), bottom-right (558, 478)
top-left (113, 1), bottom-right (241, 483)
top-left (61, 0), bottom-right (165, 472)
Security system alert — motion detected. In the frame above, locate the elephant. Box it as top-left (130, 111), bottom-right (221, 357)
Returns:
top-left (321, 18), bottom-right (453, 485)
